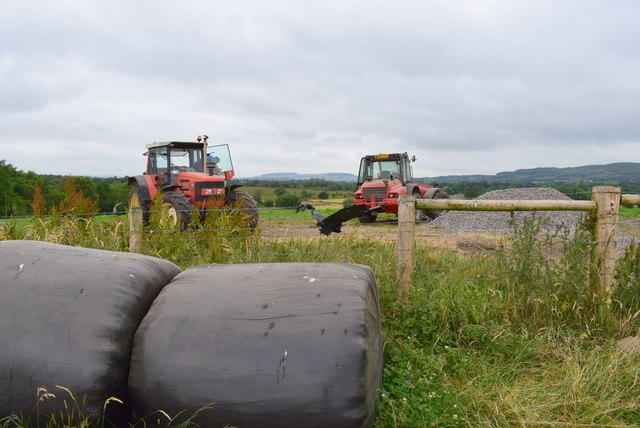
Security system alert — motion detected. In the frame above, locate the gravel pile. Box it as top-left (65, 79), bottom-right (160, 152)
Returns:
top-left (428, 187), bottom-right (584, 234)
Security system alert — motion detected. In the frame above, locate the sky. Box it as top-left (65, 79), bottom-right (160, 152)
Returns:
top-left (1, 0), bottom-right (639, 179)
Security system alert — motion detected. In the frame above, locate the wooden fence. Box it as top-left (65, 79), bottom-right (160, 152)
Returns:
top-left (126, 185), bottom-right (639, 314)
top-left (397, 186), bottom-right (640, 307)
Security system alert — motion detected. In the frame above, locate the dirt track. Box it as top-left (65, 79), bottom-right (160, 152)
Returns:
top-left (259, 217), bottom-right (506, 257)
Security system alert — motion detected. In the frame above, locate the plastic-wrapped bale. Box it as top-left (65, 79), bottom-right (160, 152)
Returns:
top-left (129, 262), bottom-right (383, 428)
top-left (0, 240), bottom-right (181, 424)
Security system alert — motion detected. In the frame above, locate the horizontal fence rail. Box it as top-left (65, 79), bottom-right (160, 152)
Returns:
top-left (622, 194), bottom-right (640, 205)
top-left (417, 199), bottom-right (597, 211)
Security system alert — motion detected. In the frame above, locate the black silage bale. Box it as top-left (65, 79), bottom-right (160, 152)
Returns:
top-left (128, 262), bottom-right (383, 428)
top-left (0, 240), bottom-right (181, 423)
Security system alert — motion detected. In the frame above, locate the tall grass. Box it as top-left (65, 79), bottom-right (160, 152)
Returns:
top-left (0, 385), bottom-right (213, 428)
top-left (2, 210), bottom-right (639, 427)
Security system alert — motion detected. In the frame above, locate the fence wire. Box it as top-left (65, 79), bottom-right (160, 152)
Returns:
top-left (1, 195), bottom-right (639, 296)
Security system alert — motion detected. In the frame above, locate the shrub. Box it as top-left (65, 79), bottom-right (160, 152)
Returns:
top-left (275, 193), bottom-right (301, 208)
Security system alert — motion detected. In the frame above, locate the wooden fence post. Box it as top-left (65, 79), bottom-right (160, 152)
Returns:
top-left (397, 195), bottom-right (416, 303)
top-left (591, 186), bottom-right (621, 313)
top-left (129, 206), bottom-right (143, 254)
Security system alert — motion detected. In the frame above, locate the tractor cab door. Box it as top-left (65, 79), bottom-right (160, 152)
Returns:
top-left (207, 144), bottom-right (235, 181)
top-left (147, 146), bottom-right (171, 185)
top-left (400, 155), bottom-right (413, 183)
top-left (357, 157), bottom-right (373, 187)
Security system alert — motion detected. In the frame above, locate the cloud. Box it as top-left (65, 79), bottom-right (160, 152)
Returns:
top-left (1, 0), bottom-right (639, 178)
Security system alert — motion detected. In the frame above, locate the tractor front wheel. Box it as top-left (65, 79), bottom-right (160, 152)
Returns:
top-left (160, 191), bottom-right (193, 229)
top-left (129, 183), bottom-right (151, 225)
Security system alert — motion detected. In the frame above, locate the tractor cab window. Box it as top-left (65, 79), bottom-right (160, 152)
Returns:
top-left (169, 147), bottom-right (201, 173)
top-left (148, 147), bottom-right (168, 175)
top-left (373, 160), bottom-right (400, 180)
top-left (359, 159), bottom-right (400, 182)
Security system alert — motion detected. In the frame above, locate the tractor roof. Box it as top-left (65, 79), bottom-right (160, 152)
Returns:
top-left (145, 141), bottom-right (205, 150)
top-left (363, 153), bottom-right (408, 160)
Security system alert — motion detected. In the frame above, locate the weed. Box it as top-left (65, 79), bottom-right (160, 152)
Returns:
top-left (0, 386), bottom-right (216, 428)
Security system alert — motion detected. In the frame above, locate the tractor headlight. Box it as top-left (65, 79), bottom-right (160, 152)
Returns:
top-left (388, 193), bottom-right (399, 198)
top-left (201, 188), bottom-right (224, 196)
top-left (354, 193), bottom-right (364, 199)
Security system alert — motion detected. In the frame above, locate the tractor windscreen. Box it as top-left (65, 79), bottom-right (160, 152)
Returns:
top-left (171, 148), bottom-right (202, 171)
top-left (358, 157), bottom-right (400, 183)
top-left (148, 146), bottom-right (204, 174)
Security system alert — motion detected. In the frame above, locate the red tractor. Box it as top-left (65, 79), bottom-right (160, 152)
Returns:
top-left (353, 152), bottom-right (448, 223)
top-left (128, 135), bottom-right (258, 229)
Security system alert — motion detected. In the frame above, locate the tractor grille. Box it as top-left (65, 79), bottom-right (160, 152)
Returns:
top-left (363, 187), bottom-right (387, 202)
top-left (195, 181), bottom-right (225, 202)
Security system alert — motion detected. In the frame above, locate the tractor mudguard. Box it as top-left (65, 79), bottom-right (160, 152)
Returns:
top-left (224, 184), bottom-right (242, 203)
top-left (159, 185), bottom-right (181, 193)
top-left (128, 176), bottom-right (152, 203)
top-left (424, 187), bottom-right (443, 199)
top-left (406, 184), bottom-right (419, 196)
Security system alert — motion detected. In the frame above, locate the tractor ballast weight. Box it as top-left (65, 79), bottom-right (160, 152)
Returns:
top-left (128, 136), bottom-right (258, 229)
top-left (353, 152), bottom-right (448, 222)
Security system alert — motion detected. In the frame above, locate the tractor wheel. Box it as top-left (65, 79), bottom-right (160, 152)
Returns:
top-left (160, 191), bottom-right (193, 229)
top-left (228, 190), bottom-right (259, 230)
top-left (413, 191), bottom-right (428, 222)
top-left (359, 211), bottom-right (377, 223)
top-left (425, 190), bottom-right (449, 220)
top-left (129, 183), bottom-right (151, 225)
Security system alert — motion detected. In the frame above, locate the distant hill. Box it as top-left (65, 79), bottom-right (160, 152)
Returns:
top-left (419, 162), bottom-right (640, 186)
top-left (245, 172), bottom-right (358, 182)
top-left (244, 163), bottom-right (640, 186)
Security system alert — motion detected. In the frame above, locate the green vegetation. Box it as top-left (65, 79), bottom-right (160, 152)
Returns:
top-left (2, 159), bottom-right (640, 426)
top-left (0, 385), bottom-right (212, 428)
top-left (0, 160), bottom-right (128, 216)
top-left (2, 159), bottom-right (639, 218)
top-left (424, 162), bottom-right (640, 197)
top-left (2, 205), bottom-right (640, 427)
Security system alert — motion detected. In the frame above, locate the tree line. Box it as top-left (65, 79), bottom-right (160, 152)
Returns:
top-left (0, 161), bottom-right (129, 217)
top-left (234, 178), bottom-right (355, 192)
top-left (2, 159), bottom-right (638, 218)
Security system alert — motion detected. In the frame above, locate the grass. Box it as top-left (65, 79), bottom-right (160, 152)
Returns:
top-left (1, 206), bottom-right (640, 427)
top-left (0, 385), bottom-right (214, 428)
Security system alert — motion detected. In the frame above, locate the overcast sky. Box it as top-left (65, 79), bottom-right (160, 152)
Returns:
top-left (1, 0), bottom-right (639, 178)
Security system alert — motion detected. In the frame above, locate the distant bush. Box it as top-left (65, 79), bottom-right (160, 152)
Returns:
top-left (275, 193), bottom-right (301, 208)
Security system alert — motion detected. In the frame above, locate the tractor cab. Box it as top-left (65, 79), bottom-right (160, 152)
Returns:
top-left (356, 153), bottom-right (414, 187)
top-left (145, 140), bottom-right (235, 187)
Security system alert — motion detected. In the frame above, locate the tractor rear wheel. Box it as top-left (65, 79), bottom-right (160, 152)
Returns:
top-left (160, 191), bottom-right (192, 229)
top-left (228, 190), bottom-right (259, 230)
top-left (129, 183), bottom-right (151, 225)
top-left (425, 190), bottom-right (449, 220)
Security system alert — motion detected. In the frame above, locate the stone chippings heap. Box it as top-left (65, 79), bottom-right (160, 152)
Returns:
top-left (428, 187), bottom-right (584, 235)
